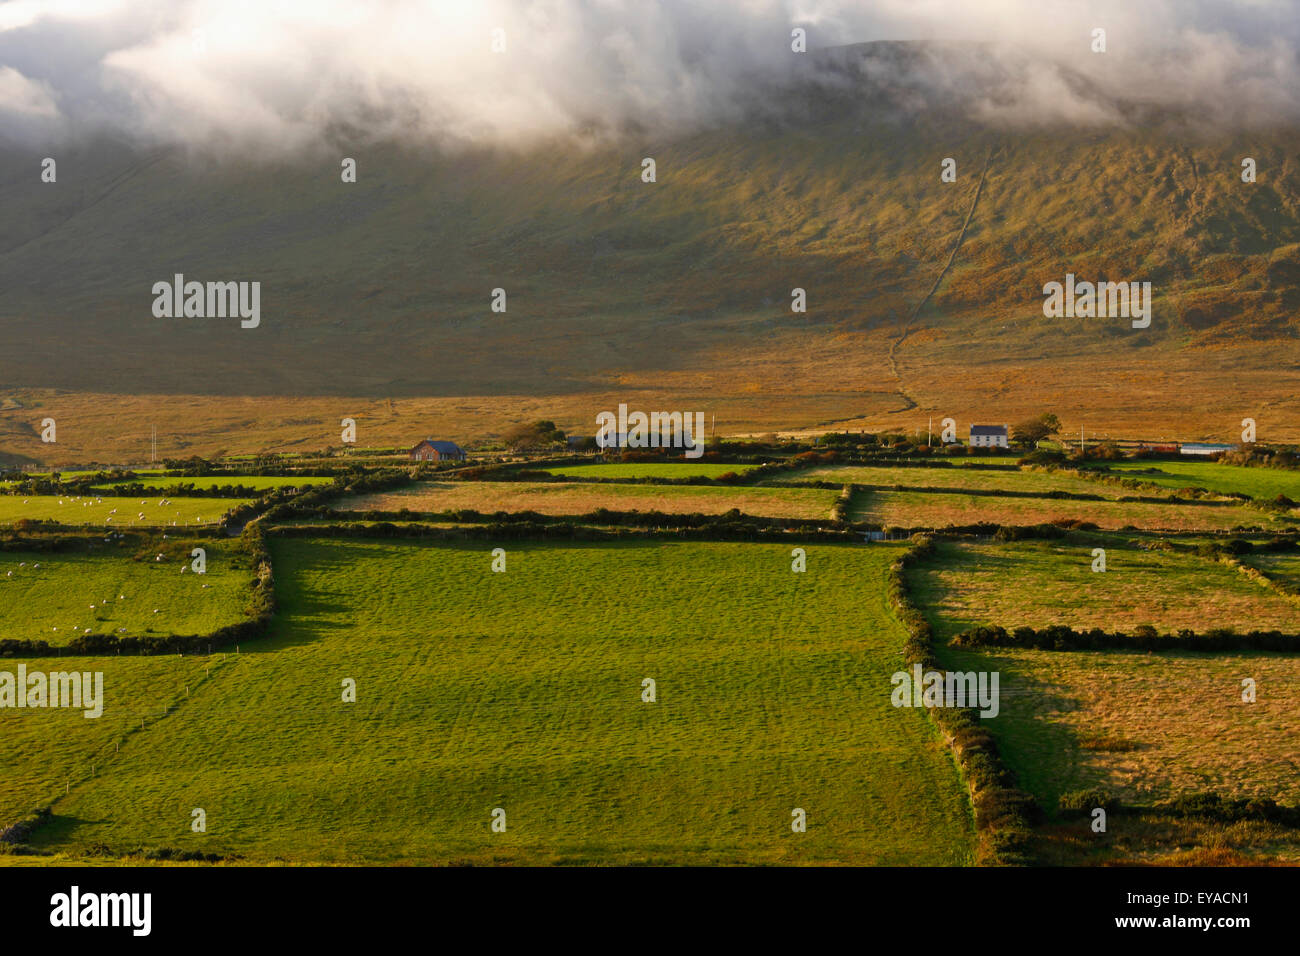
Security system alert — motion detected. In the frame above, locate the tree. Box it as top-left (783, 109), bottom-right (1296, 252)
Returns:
top-left (1012, 413), bottom-right (1061, 447)
top-left (501, 420), bottom-right (566, 451)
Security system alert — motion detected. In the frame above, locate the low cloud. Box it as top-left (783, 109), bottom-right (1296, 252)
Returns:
top-left (0, 0), bottom-right (1297, 153)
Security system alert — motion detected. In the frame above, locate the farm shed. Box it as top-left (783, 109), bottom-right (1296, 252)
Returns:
top-left (1180, 443), bottom-right (1237, 457)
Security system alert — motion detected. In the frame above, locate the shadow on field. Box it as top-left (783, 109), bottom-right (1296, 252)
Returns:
top-left (28, 812), bottom-right (97, 848)
top-left (939, 645), bottom-right (1090, 815)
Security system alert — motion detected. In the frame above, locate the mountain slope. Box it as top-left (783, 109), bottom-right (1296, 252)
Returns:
top-left (2, 54), bottom-right (1300, 461)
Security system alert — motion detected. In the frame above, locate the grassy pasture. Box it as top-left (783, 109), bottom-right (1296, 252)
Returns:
top-left (0, 496), bottom-right (252, 527)
top-left (540, 462), bottom-right (756, 479)
top-left (947, 456), bottom-right (1021, 466)
top-left (938, 643), bottom-right (1300, 811)
top-left (0, 543), bottom-right (249, 646)
top-left (852, 489), bottom-right (1280, 531)
top-left (26, 538), bottom-right (974, 865)
top-left (1095, 460), bottom-right (1300, 500)
top-left (342, 481), bottom-right (839, 520)
top-left (92, 475), bottom-right (334, 491)
top-left (0, 653), bottom-right (222, 831)
top-left (1244, 552), bottom-right (1300, 590)
top-left (911, 537), bottom-right (1300, 640)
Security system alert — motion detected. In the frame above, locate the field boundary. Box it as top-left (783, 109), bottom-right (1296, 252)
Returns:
top-left (950, 622), bottom-right (1300, 653)
top-left (0, 525), bottom-right (276, 658)
top-left (888, 534), bottom-right (1037, 865)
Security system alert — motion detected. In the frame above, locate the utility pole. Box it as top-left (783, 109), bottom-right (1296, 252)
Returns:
top-left (928, 416), bottom-right (932, 447)
top-left (1080, 425), bottom-right (1085, 454)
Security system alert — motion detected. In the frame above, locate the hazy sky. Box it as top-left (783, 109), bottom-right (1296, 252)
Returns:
top-left (1, 0), bottom-right (1297, 150)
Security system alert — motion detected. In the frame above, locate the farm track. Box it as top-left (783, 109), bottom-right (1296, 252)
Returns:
top-left (887, 146), bottom-right (995, 413)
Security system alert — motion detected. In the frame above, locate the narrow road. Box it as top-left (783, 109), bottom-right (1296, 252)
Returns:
top-left (887, 145), bottom-right (995, 412)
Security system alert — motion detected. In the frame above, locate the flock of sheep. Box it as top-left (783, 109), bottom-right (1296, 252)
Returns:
top-left (2, 549), bottom-right (216, 637)
top-left (21, 495), bottom-right (212, 526)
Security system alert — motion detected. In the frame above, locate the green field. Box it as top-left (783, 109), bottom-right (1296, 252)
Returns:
top-left (541, 462), bottom-right (758, 479)
top-left (1244, 552), bottom-right (1300, 589)
top-left (911, 537), bottom-right (1300, 640)
top-left (1095, 460), bottom-right (1300, 500)
top-left (0, 542), bottom-right (249, 645)
top-left (0, 496), bottom-right (252, 527)
top-left (92, 476), bottom-right (334, 491)
top-left (342, 481), bottom-right (839, 520)
top-left (0, 653), bottom-right (222, 830)
top-left (17, 538), bottom-right (974, 864)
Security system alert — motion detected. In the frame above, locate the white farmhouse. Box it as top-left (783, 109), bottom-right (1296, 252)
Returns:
top-left (970, 424), bottom-right (1009, 449)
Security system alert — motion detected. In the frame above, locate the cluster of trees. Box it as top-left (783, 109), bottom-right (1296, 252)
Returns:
top-left (1011, 412), bottom-right (1061, 446)
top-left (501, 420), bottom-right (567, 451)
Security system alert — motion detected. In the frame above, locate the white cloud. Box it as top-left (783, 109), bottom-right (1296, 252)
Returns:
top-left (0, 0), bottom-right (1296, 151)
top-left (0, 64), bottom-right (57, 116)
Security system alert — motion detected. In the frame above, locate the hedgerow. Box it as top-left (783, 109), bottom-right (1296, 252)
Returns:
top-left (949, 622), bottom-right (1300, 652)
top-left (0, 524), bottom-right (275, 658)
top-left (887, 535), bottom-right (1039, 864)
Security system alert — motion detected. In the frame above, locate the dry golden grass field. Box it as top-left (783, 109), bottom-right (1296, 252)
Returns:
top-left (341, 481), bottom-right (841, 520)
top-left (940, 643), bottom-right (1300, 810)
top-left (852, 489), bottom-right (1286, 531)
top-left (5, 350), bottom-right (1300, 469)
top-left (771, 463), bottom-right (1160, 498)
top-left (913, 537), bottom-right (1300, 638)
